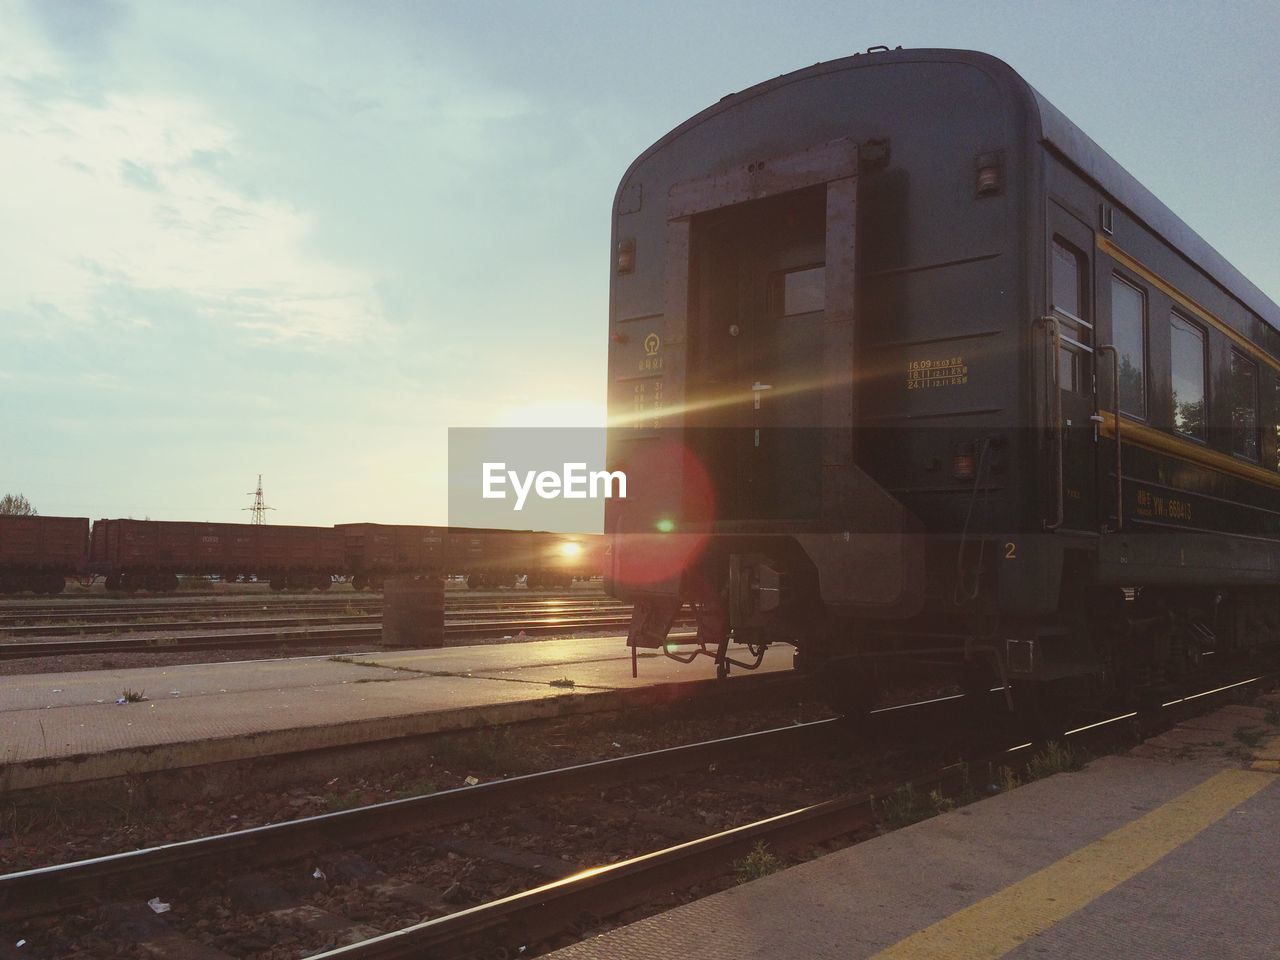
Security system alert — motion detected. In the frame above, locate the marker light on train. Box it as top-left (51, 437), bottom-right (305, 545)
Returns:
top-left (952, 442), bottom-right (977, 481)
top-left (617, 238), bottom-right (636, 274)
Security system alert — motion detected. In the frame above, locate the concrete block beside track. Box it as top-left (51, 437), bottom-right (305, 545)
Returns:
top-left (0, 636), bottom-right (791, 793)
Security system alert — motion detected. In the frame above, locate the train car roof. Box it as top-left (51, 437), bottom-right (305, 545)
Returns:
top-left (625, 48), bottom-right (1278, 331)
top-left (1028, 83), bottom-right (1279, 330)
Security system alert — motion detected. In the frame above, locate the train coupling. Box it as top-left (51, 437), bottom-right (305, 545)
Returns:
top-left (626, 597), bottom-right (680, 650)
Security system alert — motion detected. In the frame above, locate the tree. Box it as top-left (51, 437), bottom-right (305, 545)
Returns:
top-left (0, 493), bottom-right (37, 516)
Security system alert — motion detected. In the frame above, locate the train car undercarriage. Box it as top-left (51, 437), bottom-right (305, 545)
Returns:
top-left (624, 537), bottom-right (1280, 729)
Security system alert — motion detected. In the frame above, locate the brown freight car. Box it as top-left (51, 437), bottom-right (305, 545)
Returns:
top-left (338, 524), bottom-right (582, 590)
top-left (0, 515), bottom-right (89, 594)
top-left (90, 519), bottom-right (343, 592)
top-left (446, 527), bottom-right (534, 589)
top-left (447, 528), bottom-right (604, 590)
top-left (334, 523), bottom-right (448, 591)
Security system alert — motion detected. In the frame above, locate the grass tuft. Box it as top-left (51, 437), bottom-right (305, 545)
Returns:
top-left (995, 765), bottom-right (1022, 792)
top-left (392, 777), bottom-right (439, 800)
top-left (734, 841), bottom-right (782, 883)
top-left (1025, 741), bottom-right (1082, 780)
top-left (119, 688), bottom-right (147, 703)
top-left (548, 677), bottom-right (576, 689)
top-left (877, 783), bottom-right (956, 829)
top-left (323, 789), bottom-right (364, 812)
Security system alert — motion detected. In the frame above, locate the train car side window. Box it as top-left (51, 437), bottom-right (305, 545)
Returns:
top-left (1051, 239), bottom-right (1091, 392)
top-left (1170, 313), bottom-right (1207, 441)
top-left (774, 265), bottom-right (825, 317)
top-left (1229, 350), bottom-right (1259, 461)
top-left (1110, 276), bottom-right (1147, 419)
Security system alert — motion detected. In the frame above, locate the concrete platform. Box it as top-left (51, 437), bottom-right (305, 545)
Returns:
top-left (551, 691), bottom-right (1280, 960)
top-left (0, 636), bottom-right (790, 792)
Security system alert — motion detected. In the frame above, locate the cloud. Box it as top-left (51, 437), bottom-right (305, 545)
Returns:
top-left (0, 9), bottom-right (385, 344)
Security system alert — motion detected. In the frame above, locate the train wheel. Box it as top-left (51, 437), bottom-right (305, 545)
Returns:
top-left (318, 576), bottom-right (332, 592)
top-left (352, 575), bottom-right (367, 592)
top-left (0, 577), bottom-right (13, 595)
top-left (467, 574), bottom-right (484, 590)
top-left (269, 577), bottom-right (285, 592)
top-left (45, 573), bottom-right (67, 595)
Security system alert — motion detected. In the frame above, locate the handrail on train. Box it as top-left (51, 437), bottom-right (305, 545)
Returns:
top-left (1041, 314), bottom-right (1064, 530)
top-left (1095, 344), bottom-right (1123, 533)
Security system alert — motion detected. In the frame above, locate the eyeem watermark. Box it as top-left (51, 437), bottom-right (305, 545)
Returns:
top-left (482, 462), bottom-right (626, 512)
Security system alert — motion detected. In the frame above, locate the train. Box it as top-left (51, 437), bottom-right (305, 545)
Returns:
top-left (604, 47), bottom-right (1280, 720)
top-left (0, 515), bottom-right (603, 594)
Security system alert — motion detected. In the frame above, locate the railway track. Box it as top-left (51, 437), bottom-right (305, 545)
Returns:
top-left (0, 611), bottom-right (670, 661)
top-left (0, 603), bottom-right (629, 638)
top-left (0, 591), bottom-right (613, 620)
top-left (2, 670), bottom-right (1272, 958)
top-left (0, 687), bottom-right (979, 956)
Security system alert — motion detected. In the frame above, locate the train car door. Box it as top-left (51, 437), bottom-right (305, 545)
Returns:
top-left (1047, 205), bottom-right (1098, 532)
top-left (693, 186), bottom-right (827, 520)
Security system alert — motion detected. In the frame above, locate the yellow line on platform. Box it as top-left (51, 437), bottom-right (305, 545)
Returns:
top-left (870, 768), bottom-right (1274, 960)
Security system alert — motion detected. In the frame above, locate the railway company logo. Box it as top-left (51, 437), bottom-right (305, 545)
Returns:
top-left (643, 332), bottom-right (661, 356)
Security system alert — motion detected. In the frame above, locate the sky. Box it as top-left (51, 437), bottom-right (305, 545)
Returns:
top-left (1, 0), bottom-right (1277, 527)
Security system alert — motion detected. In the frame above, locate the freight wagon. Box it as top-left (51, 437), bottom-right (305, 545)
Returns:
top-left (336, 523), bottom-right (448, 591)
top-left (338, 523), bottom-right (604, 590)
top-left (90, 519), bottom-right (344, 592)
top-left (0, 516), bottom-right (602, 594)
top-left (0, 515), bottom-right (89, 594)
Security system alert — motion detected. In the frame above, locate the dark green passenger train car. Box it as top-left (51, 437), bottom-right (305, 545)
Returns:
top-left (604, 47), bottom-right (1280, 713)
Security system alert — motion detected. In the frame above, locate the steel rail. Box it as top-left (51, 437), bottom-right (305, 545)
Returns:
top-left (306, 670), bottom-right (1279, 960)
top-left (1, 589), bottom-right (605, 606)
top-left (0, 700), bottom-right (833, 920)
top-left (0, 614), bottom-right (685, 660)
top-left (0, 595), bottom-right (615, 620)
top-left (0, 604), bottom-right (629, 638)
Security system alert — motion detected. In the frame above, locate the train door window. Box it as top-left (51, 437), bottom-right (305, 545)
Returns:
top-left (1110, 276), bottom-right (1147, 419)
top-left (1051, 239), bottom-right (1092, 392)
top-left (1229, 350), bottom-right (1259, 461)
top-left (773, 265), bottom-right (825, 317)
top-left (1170, 313), bottom-right (1207, 440)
